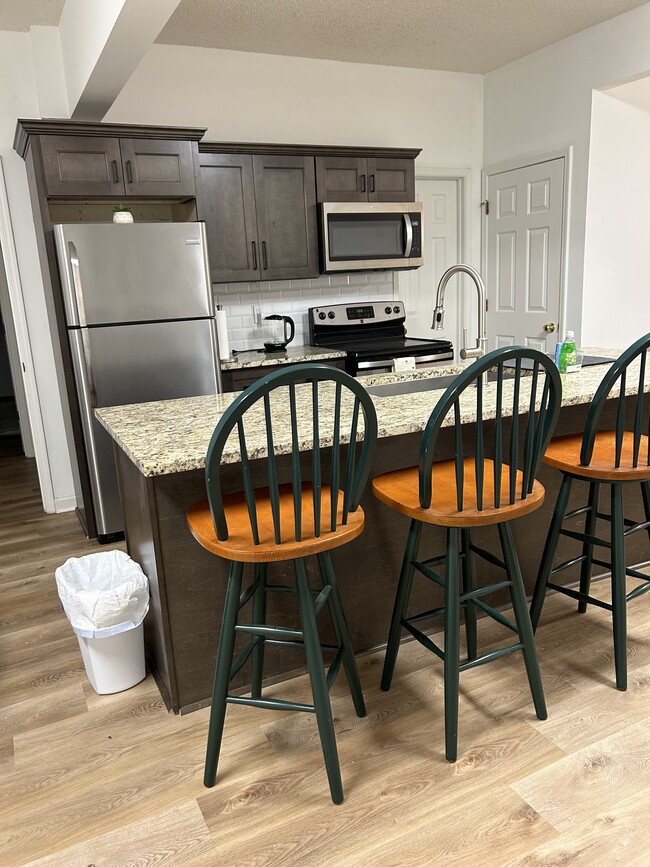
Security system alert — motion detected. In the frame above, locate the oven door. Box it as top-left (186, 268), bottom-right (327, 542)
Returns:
top-left (321, 202), bottom-right (423, 272)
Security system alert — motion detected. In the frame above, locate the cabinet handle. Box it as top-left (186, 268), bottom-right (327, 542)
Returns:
top-left (111, 160), bottom-right (119, 184)
top-left (360, 174), bottom-right (366, 193)
top-left (261, 241), bottom-right (268, 270)
top-left (251, 240), bottom-right (258, 270)
top-left (125, 160), bottom-right (133, 184)
top-left (370, 174), bottom-right (376, 193)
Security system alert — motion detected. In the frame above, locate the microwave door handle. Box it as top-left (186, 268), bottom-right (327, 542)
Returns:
top-left (403, 214), bottom-right (414, 258)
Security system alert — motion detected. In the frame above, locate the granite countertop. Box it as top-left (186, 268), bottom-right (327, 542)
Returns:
top-left (220, 345), bottom-right (346, 370)
top-left (96, 348), bottom-right (646, 478)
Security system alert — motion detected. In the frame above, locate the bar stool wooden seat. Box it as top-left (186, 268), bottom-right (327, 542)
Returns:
top-left (187, 363), bottom-right (377, 804)
top-left (374, 347), bottom-right (561, 761)
top-left (530, 333), bottom-right (650, 690)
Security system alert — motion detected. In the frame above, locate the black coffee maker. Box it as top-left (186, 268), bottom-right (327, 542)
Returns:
top-left (263, 314), bottom-right (295, 351)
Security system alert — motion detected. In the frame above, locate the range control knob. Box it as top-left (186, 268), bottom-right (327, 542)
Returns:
top-left (328, 311), bottom-right (336, 319)
top-left (393, 305), bottom-right (401, 314)
top-left (318, 311), bottom-right (326, 320)
top-left (385, 306), bottom-right (392, 314)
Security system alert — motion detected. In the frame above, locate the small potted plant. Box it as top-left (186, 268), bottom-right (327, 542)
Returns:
top-left (112, 204), bottom-right (134, 224)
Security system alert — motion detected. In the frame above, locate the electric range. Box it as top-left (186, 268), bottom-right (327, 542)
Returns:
top-left (308, 301), bottom-right (454, 376)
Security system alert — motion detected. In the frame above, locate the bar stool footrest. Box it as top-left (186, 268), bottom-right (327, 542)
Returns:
top-left (459, 642), bottom-right (525, 672)
top-left (227, 694), bottom-right (316, 713)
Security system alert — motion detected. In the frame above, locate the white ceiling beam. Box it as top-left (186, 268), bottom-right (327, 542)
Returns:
top-left (58, 0), bottom-right (182, 121)
top-left (30, 26), bottom-right (70, 118)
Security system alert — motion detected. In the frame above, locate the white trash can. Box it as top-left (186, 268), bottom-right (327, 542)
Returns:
top-left (55, 550), bottom-right (149, 695)
top-left (76, 623), bottom-right (146, 694)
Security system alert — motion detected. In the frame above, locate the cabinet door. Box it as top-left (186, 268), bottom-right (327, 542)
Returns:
top-left (315, 156), bottom-right (369, 202)
top-left (224, 358), bottom-right (346, 392)
top-left (197, 153), bottom-right (260, 283)
top-left (40, 135), bottom-right (124, 197)
top-left (253, 155), bottom-right (319, 281)
top-left (367, 157), bottom-right (415, 202)
top-left (120, 139), bottom-right (196, 198)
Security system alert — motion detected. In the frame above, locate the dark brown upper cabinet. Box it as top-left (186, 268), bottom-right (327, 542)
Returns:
top-left (315, 155), bottom-right (415, 203)
top-left (197, 152), bottom-right (319, 284)
top-left (38, 134), bottom-right (196, 199)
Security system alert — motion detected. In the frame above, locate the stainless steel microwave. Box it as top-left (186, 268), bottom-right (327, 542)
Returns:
top-left (320, 201), bottom-right (424, 272)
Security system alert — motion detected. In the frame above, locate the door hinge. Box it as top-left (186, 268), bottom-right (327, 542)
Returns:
top-left (481, 199), bottom-right (489, 216)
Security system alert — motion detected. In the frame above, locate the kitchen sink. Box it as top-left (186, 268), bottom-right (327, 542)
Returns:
top-left (365, 375), bottom-right (459, 397)
top-left (365, 368), bottom-right (514, 398)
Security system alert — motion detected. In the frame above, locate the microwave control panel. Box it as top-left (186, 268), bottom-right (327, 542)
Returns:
top-left (410, 214), bottom-right (422, 257)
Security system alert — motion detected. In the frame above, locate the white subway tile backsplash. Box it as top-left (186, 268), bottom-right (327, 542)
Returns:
top-left (227, 303), bottom-right (252, 316)
top-left (214, 271), bottom-right (396, 350)
top-left (348, 273), bottom-right (369, 285)
top-left (289, 278), bottom-right (313, 291)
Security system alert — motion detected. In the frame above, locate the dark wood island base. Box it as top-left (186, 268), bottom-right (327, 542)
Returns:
top-left (114, 399), bottom-right (648, 714)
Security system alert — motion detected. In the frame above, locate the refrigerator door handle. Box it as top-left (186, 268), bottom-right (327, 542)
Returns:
top-left (67, 241), bottom-right (88, 327)
top-left (68, 330), bottom-right (106, 529)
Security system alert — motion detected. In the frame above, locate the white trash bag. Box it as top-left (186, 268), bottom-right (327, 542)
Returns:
top-left (55, 550), bottom-right (149, 639)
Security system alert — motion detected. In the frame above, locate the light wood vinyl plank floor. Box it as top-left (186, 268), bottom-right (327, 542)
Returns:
top-left (2, 437), bottom-right (650, 865)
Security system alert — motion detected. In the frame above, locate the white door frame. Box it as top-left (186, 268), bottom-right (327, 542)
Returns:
top-left (398, 167), bottom-right (469, 351)
top-left (481, 147), bottom-right (573, 343)
top-left (0, 157), bottom-right (55, 511)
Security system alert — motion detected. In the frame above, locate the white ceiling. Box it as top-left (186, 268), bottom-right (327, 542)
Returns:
top-left (2, 0), bottom-right (650, 74)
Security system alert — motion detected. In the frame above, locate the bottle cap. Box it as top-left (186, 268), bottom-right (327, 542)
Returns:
top-left (566, 330), bottom-right (574, 339)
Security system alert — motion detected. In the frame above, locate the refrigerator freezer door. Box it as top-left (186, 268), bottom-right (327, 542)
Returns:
top-left (54, 223), bottom-right (214, 327)
top-left (69, 318), bottom-right (219, 537)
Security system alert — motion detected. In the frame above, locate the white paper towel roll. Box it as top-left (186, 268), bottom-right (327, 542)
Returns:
top-left (215, 307), bottom-right (230, 361)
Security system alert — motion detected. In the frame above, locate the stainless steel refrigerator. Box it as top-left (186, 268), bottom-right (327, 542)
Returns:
top-left (54, 222), bottom-right (222, 542)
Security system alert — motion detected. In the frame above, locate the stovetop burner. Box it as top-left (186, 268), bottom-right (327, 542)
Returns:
top-left (330, 335), bottom-right (452, 358)
top-left (308, 300), bottom-right (454, 375)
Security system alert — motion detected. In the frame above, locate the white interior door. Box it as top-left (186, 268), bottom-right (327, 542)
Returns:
top-left (398, 178), bottom-right (460, 344)
top-left (484, 157), bottom-right (565, 353)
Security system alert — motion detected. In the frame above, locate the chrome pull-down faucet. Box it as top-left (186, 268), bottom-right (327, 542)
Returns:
top-left (433, 263), bottom-right (488, 361)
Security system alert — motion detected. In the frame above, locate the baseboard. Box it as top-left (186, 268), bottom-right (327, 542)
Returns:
top-left (53, 495), bottom-right (77, 514)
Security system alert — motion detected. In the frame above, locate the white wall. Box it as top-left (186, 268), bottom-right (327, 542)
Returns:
top-left (484, 3), bottom-right (650, 346)
top-left (58, 0), bottom-right (126, 112)
top-left (582, 90), bottom-right (650, 348)
top-left (0, 30), bottom-right (74, 509)
top-left (106, 46), bottom-right (483, 169)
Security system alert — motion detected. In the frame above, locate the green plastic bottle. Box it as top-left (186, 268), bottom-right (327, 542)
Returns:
top-left (558, 330), bottom-right (577, 373)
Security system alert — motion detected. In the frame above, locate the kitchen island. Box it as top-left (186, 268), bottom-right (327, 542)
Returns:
top-left (97, 352), bottom-right (650, 713)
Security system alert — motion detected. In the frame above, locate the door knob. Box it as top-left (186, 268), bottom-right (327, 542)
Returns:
top-left (544, 322), bottom-right (556, 333)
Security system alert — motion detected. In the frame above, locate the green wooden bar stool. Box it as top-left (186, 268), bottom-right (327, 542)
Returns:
top-left (373, 347), bottom-right (561, 762)
top-left (186, 363), bottom-right (378, 804)
top-left (530, 333), bottom-right (650, 690)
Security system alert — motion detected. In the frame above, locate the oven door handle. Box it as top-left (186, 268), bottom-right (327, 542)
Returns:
top-left (356, 360), bottom-right (392, 371)
top-left (356, 353), bottom-right (452, 372)
top-left (403, 214), bottom-right (413, 258)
